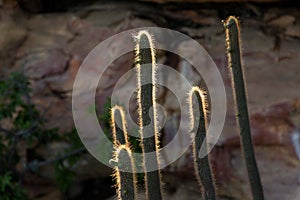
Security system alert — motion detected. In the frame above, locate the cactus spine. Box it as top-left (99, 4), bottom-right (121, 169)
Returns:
top-left (111, 105), bottom-right (137, 200)
top-left (135, 30), bottom-right (162, 200)
top-left (113, 145), bottom-right (137, 200)
top-left (188, 87), bottom-right (216, 200)
top-left (225, 16), bottom-right (264, 200)
top-left (111, 105), bottom-right (129, 145)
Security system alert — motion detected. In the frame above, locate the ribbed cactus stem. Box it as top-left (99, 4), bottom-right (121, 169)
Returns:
top-left (111, 106), bottom-right (137, 200)
top-left (225, 16), bottom-right (264, 200)
top-left (113, 145), bottom-right (137, 200)
top-left (135, 30), bottom-right (162, 200)
top-left (111, 105), bottom-right (129, 145)
top-left (188, 86), bottom-right (216, 200)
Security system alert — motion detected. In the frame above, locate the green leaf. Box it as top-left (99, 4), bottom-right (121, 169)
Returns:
top-left (0, 172), bottom-right (12, 192)
top-left (54, 162), bottom-right (75, 193)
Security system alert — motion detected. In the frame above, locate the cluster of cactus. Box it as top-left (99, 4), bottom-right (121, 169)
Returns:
top-left (110, 106), bottom-right (137, 200)
top-left (110, 31), bottom-right (162, 200)
top-left (109, 16), bottom-right (264, 200)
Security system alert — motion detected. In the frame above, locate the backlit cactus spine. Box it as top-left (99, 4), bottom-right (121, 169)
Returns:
top-left (225, 16), bottom-right (264, 200)
top-left (135, 30), bottom-right (162, 200)
top-left (111, 105), bottom-right (137, 200)
top-left (188, 86), bottom-right (216, 200)
top-left (111, 105), bottom-right (130, 146)
top-left (112, 145), bottom-right (137, 200)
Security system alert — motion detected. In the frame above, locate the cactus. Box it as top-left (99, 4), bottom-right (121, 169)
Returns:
top-left (224, 16), bottom-right (264, 200)
top-left (110, 105), bottom-right (137, 200)
top-left (111, 105), bottom-right (129, 145)
top-left (108, 21), bottom-right (264, 200)
top-left (188, 86), bottom-right (216, 200)
top-left (113, 145), bottom-right (137, 200)
top-left (135, 30), bottom-right (162, 200)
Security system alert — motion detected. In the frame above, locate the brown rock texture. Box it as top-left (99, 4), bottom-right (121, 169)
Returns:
top-left (1, 1), bottom-right (300, 199)
top-left (141, 0), bottom-right (285, 3)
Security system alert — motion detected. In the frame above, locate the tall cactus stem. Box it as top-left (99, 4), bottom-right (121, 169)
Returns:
top-left (188, 86), bottom-right (216, 200)
top-left (224, 16), bottom-right (264, 200)
top-left (113, 145), bottom-right (138, 200)
top-left (135, 30), bottom-right (162, 200)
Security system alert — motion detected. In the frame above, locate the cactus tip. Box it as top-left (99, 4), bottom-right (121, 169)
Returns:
top-left (188, 86), bottom-right (208, 132)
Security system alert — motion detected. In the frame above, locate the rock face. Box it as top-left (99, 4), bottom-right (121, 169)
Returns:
top-left (1, 1), bottom-right (300, 199)
top-left (22, 50), bottom-right (69, 79)
top-left (214, 101), bottom-right (300, 200)
top-left (140, 0), bottom-right (284, 2)
top-left (0, 20), bottom-right (27, 73)
top-left (15, 0), bottom-right (287, 13)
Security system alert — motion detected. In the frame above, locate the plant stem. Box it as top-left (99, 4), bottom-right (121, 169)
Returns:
top-left (189, 87), bottom-right (216, 200)
top-left (114, 145), bottom-right (137, 200)
top-left (225, 16), bottom-right (264, 200)
top-left (111, 105), bottom-right (129, 145)
top-left (111, 105), bottom-right (137, 200)
top-left (135, 30), bottom-right (162, 200)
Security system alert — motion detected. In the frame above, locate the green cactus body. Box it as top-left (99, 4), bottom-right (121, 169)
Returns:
top-left (135, 30), bottom-right (162, 200)
top-left (113, 145), bottom-right (137, 200)
top-left (111, 105), bottom-right (137, 200)
top-left (111, 105), bottom-right (129, 145)
top-left (188, 86), bottom-right (216, 200)
top-left (225, 16), bottom-right (264, 200)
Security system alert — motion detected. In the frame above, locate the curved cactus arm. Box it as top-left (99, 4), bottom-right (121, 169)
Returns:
top-left (188, 86), bottom-right (216, 200)
top-left (112, 145), bottom-right (138, 200)
top-left (111, 105), bottom-right (130, 145)
top-left (135, 30), bottom-right (162, 200)
top-left (224, 16), bottom-right (264, 200)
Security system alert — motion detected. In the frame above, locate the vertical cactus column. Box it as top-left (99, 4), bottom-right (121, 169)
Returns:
top-left (113, 145), bottom-right (137, 200)
top-left (111, 105), bottom-right (137, 200)
top-left (135, 30), bottom-right (162, 200)
top-left (188, 87), bottom-right (216, 200)
top-left (224, 16), bottom-right (264, 200)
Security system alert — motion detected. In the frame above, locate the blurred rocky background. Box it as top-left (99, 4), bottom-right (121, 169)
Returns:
top-left (0, 0), bottom-right (300, 199)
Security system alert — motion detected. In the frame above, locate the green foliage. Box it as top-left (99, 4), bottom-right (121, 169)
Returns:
top-left (54, 161), bottom-right (76, 193)
top-left (0, 72), bottom-right (84, 198)
top-left (0, 172), bottom-right (28, 200)
top-left (0, 73), bottom-right (30, 119)
top-left (0, 72), bottom-right (51, 199)
top-left (53, 128), bottom-right (84, 192)
top-left (99, 98), bottom-right (113, 140)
